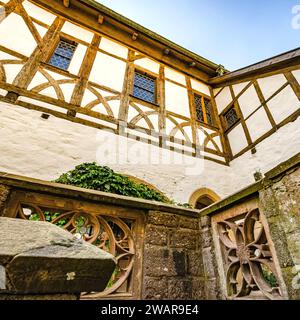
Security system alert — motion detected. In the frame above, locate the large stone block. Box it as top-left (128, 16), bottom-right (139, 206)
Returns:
top-left (143, 276), bottom-right (168, 300)
top-left (187, 251), bottom-right (204, 276)
top-left (169, 229), bottom-right (198, 250)
top-left (0, 217), bottom-right (116, 296)
top-left (178, 216), bottom-right (199, 230)
top-left (192, 278), bottom-right (205, 300)
top-left (147, 211), bottom-right (178, 228)
top-left (168, 278), bottom-right (193, 300)
top-left (143, 246), bottom-right (173, 277)
top-left (144, 225), bottom-right (168, 246)
top-left (143, 245), bottom-right (187, 277)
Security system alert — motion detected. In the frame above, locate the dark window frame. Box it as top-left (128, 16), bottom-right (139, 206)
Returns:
top-left (193, 92), bottom-right (215, 126)
top-left (48, 38), bottom-right (78, 71)
top-left (132, 70), bottom-right (157, 105)
top-left (222, 104), bottom-right (240, 131)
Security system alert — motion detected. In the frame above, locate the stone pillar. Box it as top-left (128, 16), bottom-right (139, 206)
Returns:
top-left (259, 166), bottom-right (300, 299)
top-left (200, 216), bottom-right (221, 300)
top-left (142, 210), bottom-right (204, 300)
top-left (0, 217), bottom-right (116, 300)
top-left (0, 184), bottom-right (10, 216)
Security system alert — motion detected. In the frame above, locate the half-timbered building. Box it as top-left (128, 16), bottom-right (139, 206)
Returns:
top-left (0, 0), bottom-right (299, 206)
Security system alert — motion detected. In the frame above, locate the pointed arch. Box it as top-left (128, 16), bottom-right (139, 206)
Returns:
top-left (189, 188), bottom-right (221, 209)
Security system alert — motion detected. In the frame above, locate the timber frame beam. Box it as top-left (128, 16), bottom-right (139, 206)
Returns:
top-left (209, 47), bottom-right (300, 88)
top-left (31, 0), bottom-right (219, 82)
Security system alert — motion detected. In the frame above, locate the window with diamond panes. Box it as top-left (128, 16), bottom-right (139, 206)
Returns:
top-left (49, 39), bottom-right (77, 71)
top-left (194, 94), bottom-right (204, 122)
top-left (133, 71), bottom-right (156, 104)
top-left (224, 106), bottom-right (239, 129)
top-left (204, 98), bottom-right (214, 126)
top-left (194, 94), bottom-right (214, 126)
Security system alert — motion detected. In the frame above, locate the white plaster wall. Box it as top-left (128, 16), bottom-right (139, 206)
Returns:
top-left (165, 67), bottom-right (186, 86)
top-left (61, 21), bottom-right (94, 43)
top-left (0, 101), bottom-right (237, 203)
top-left (22, 0), bottom-right (56, 25)
top-left (3, 64), bottom-right (23, 84)
top-left (227, 123), bottom-right (248, 155)
top-left (134, 58), bottom-right (160, 74)
top-left (190, 78), bottom-right (211, 96)
top-left (266, 85), bottom-right (300, 124)
top-left (292, 70), bottom-right (300, 84)
top-left (89, 52), bottom-right (126, 92)
top-left (238, 85), bottom-right (261, 118)
top-left (0, 101), bottom-right (299, 204)
top-left (165, 81), bottom-right (190, 117)
top-left (232, 81), bottom-right (249, 96)
top-left (68, 44), bottom-right (87, 75)
top-left (230, 116), bottom-right (300, 187)
top-left (215, 86), bottom-right (232, 113)
top-left (99, 37), bottom-right (128, 59)
top-left (245, 107), bottom-right (272, 142)
top-left (0, 13), bottom-right (37, 57)
top-left (257, 74), bottom-right (287, 100)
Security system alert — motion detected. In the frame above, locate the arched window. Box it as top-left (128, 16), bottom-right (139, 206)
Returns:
top-left (189, 188), bottom-right (220, 209)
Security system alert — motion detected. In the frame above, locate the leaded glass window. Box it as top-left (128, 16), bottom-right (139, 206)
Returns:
top-left (49, 39), bottom-right (77, 71)
top-left (194, 94), bottom-right (204, 122)
top-left (224, 106), bottom-right (239, 129)
top-left (204, 98), bottom-right (214, 126)
top-left (194, 94), bottom-right (214, 126)
top-left (133, 71), bottom-right (156, 104)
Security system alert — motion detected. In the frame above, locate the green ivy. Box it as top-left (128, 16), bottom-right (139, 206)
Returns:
top-left (262, 268), bottom-right (278, 288)
top-left (54, 163), bottom-right (170, 203)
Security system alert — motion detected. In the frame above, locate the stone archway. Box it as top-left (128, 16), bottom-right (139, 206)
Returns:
top-left (189, 188), bottom-right (221, 209)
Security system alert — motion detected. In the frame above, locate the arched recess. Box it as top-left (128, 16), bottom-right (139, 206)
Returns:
top-left (189, 188), bottom-right (221, 209)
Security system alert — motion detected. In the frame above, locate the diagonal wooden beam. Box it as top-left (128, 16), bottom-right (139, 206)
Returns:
top-left (0, 0), bottom-right (23, 23)
top-left (12, 17), bottom-right (65, 89)
top-left (209, 87), bottom-right (231, 162)
top-left (70, 34), bottom-right (101, 107)
top-left (16, 3), bottom-right (43, 46)
top-left (284, 71), bottom-right (300, 100)
top-left (229, 85), bottom-right (253, 147)
top-left (253, 80), bottom-right (276, 128)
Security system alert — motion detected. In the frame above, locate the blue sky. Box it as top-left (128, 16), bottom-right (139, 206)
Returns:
top-left (97, 0), bottom-right (300, 71)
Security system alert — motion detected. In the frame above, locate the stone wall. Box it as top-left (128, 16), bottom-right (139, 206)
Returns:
top-left (0, 172), bottom-right (203, 300)
top-left (260, 165), bottom-right (300, 299)
top-left (0, 184), bottom-right (10, 214)
top-left (0, 155), bottom-right (299, 300)
top-left (142, 210), bottom-right (204, 300)
top-left (200, 153), bottom-right (300, 300)
top-left (199, 216), bottom-right (222, 299)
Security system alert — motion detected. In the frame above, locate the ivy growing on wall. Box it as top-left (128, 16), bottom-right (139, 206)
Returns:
top-left (55, 162), bottom-right (170, 203)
